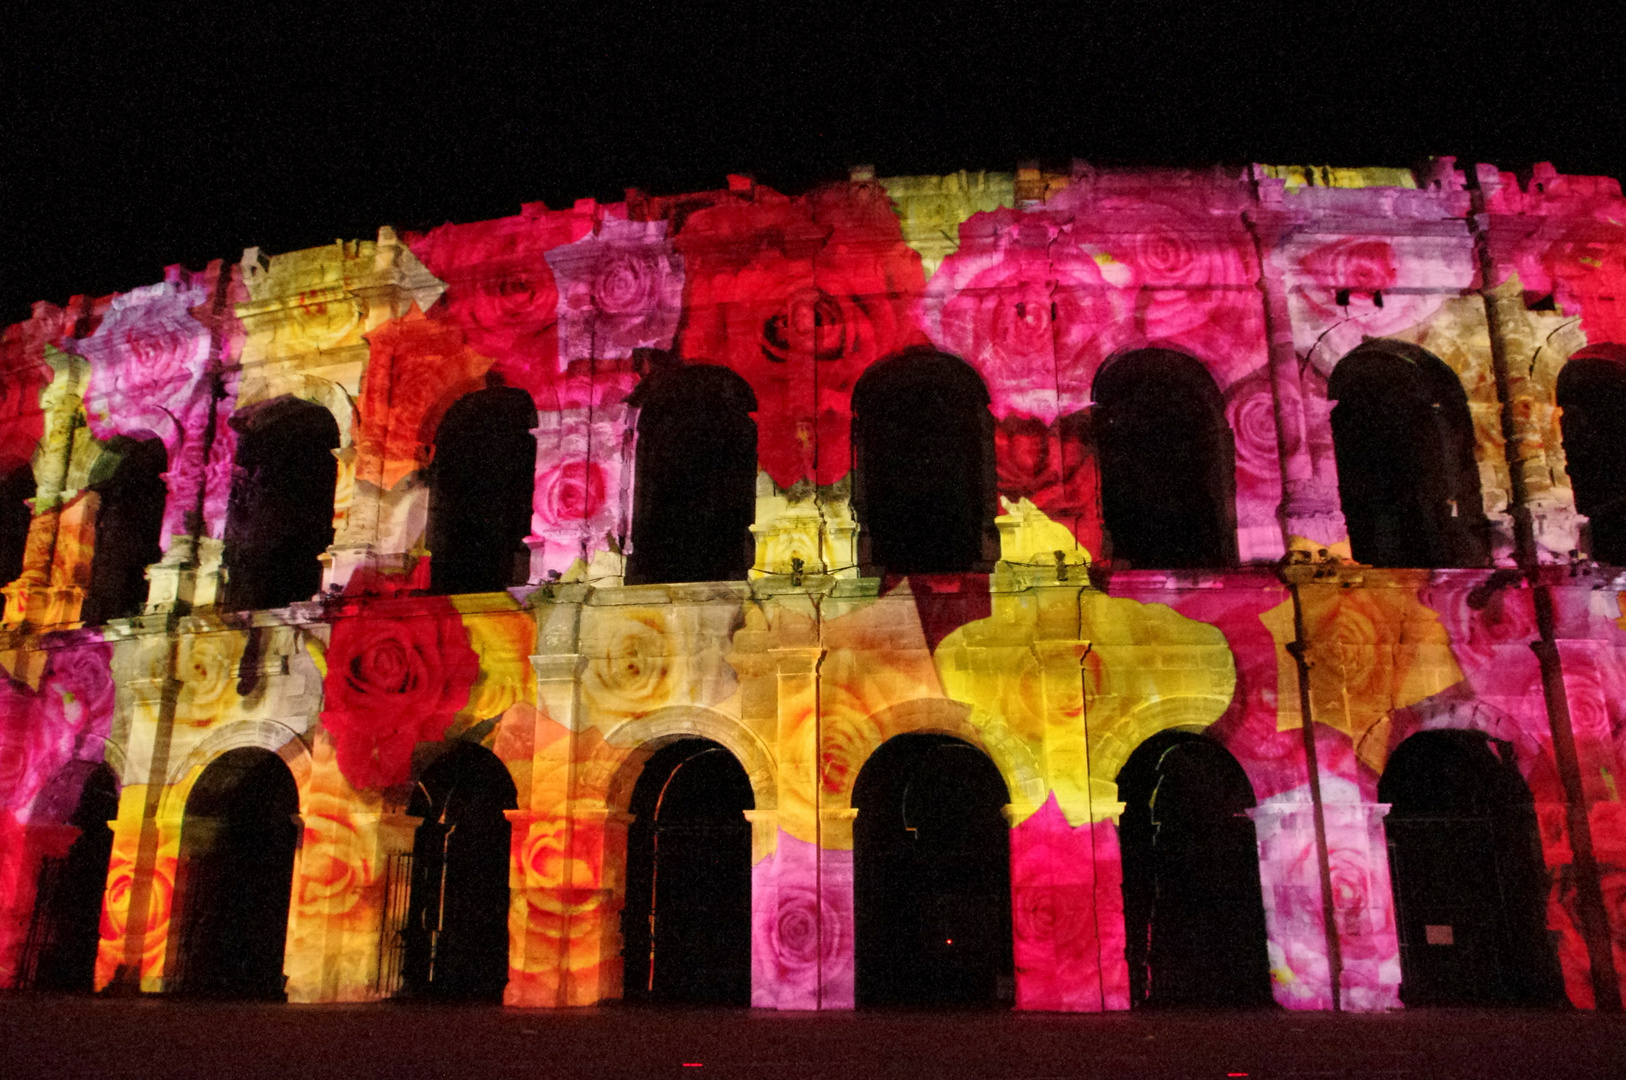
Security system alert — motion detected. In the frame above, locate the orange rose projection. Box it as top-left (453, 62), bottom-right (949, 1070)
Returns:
top-left (4, 162), bottom-right (1626, 1016)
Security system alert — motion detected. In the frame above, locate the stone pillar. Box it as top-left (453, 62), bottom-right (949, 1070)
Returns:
top-left (505, 806), bottom-right (633, 1007)
top-left (94, 791), bottom-right (183, 994)
top-left (1006, 798), bottom-right (1130, 1012)
top-left (0, 821), bottom-right (80, 988)
top-left (283, 810), bottom-right (420, 1003)
top-left (1320, 799), bottom-right (1402, 1011)
top-left (1550, 638), bottom-right (1626, 1000)
top-left (1250, 796), bottom-right (1334, 1010)
top-left (1248, 206), bottom-right (1347, 555)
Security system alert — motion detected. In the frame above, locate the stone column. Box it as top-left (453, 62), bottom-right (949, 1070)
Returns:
top-left (1248, 206), bottom-right (1347, 555)
top-left (283, 810), bottom-right (420, 1003)
top-left (0, 822), bottom-right (80, 988)
top-left (505, 805), bottom-right (633, 1007)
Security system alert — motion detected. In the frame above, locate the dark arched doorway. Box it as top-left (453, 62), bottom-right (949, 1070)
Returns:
top-left (621, 738), bottom-right (754, 1004)
top-left (0, 462), bottom-right (33, 587)
top-left (83, 436), bottom-right (167, 624)
top-left (1093, 350), bottom-right (1235, 569)
top-left (1328, 344), bottom-right (1487, 568)
top-left (19, 763), bottom-right (117, 991)
top-left (626, 365), bottom-right (757, 585)
top-left (172, 748), bottom-right (299, 998)
top-left (1117, 730), bottom-right (1272, 1008)
top-left (1556, 350), bottom-right (1626, 565)
top-left (428, 386), bottom-right (538, 595)
top-left (852, 351), bottom-right (995, 575)
top-left (404, 744), bottom-right (517, 1001)
top-left (1379, 729), bottom-right (1562, 1005)
top-left (222, 398), bottom-right (340, 609)
top-left (852, 733), bottom-right (1013, 1007)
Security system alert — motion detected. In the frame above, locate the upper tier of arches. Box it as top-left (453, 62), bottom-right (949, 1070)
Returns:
top-left (8, 335), bottom-right (1626, 619)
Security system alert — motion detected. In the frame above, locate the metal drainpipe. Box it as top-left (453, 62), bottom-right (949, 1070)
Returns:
top-left (112, 261), bottom-right (233, 993)
top-left (1471, 201), bottom-right (1622, 1009)
top-left (1280, 561), bottom-right (1344, 1012)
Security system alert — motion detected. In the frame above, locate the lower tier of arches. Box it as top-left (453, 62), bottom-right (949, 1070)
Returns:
top-left (6, 728), bottom-right (1570, 1014)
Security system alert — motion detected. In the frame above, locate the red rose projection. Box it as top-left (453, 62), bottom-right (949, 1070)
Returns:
top-left (8, 163), bottom-right (1626, 1016)
top-left (320, 602), bottom-right (480, 790)
top-left (676, 184), bottom-right (927, 487)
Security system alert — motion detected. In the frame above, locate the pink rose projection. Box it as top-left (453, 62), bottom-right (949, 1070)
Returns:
top-left (1007, 796), bottom-right (1130, 1011)
top-left (7, 163), bottom-right (1626, 1012)
top-left (547, 216), bottom-right (684, 365)
top-left (1252, 778), bottom-right (1401, 1011)
top-left (752, 831), bottom-right (854, 1009)
top-left (922, 215), bottom-right (1125, 424)
top-left (1287, 235), bottom-right (1473, 371)
top-left (0, 643), bottom-right (116, 818)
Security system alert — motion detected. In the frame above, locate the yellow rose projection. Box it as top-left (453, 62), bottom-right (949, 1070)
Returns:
top-left (7, 161), bottom-right (1626, 1018)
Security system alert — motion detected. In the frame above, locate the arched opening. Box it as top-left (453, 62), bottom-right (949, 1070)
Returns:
top-left (19, 763), bottom-right (117, 991)
top-left (1328, 344), bottom-right (1487, 568)
top-left (222, 398), bottom-right (339, 610)
top-left (1379, 729), bottom-right (1562, 1005)
top-left (1556, 350), bottom-right (1626, 564)
top-left (403, 743), bottom-right (517, 1001)
top-left (83, 437), bottom-right (167, 624)
top-left (852, 351), bottom-right (995, 575)
top-left (852, 733), bottom-right (1013, 1007)
top-left (621, 738), bottom-right (754, 1004)
top-left (1093, 350), bottom-right (1235, 569)
top-left (626, 365), bottom-right (757, 585)
top-left (1116, 730), bottom-right (1272, 1008)
top-left (428, 386), bottom-right (539, 595)
top-left (0, 463), bottom-right (34, 586)
top-left (172, 748), bottom-right (299, 998)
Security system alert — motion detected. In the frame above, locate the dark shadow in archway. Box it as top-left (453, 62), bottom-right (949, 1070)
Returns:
top-left (428, 386), bottom-right (538, 595)
top-left (1380, 729), bottom-right (1563, 1006)
top-left (83, 436), bottom-right (167, 624)
top-left (626, 365), bottom-right (757, 585)
top-left (621, 738), bottom-right (754, 1004)
top-left (852, 351), bottom-right (996, 575)
top-left (1328, 344), bottom-right (1487, 568)
top-left (1093, 350), bottom-right (1236, 569)
top-left (222, 398), bottom-right (339, 609)
top-left (853, 733), bottom-right (1013, 1007)
top-left (19, 763), bottom-right (118, 991)
top-left (172, 748), bottom-right (299, 999)
top-left (404, 743), bottom-right (517, 1001)
top-left (1557, 350), bottom-right (1626, 565)
top-left (0, 463), bottom-right (33, 587)
top-left (1117, 730), bottom-right (1272, 1008)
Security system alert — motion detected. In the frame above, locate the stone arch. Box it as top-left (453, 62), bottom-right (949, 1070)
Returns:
top-left (1556, 345), bottom-right (1626, 563)
top-left (625, 364), bottom-right (757, 585)
top-left (851, 349), bottom-right (997, 575)
top-left (222, 395), bottom-right (341, 610)
top-left (602, 705), bottom-right (776, 815)
top-left (426, 386), bottom-right (539, 594)
top-left (1327, 339), bottom-right (1487, 568)
top-left (162, 720), bottom-right (311, 815)
top-left (82, 434), bottom-right (169, 624)
top-left (1093, 696), bottom-right (1237, 800)
top-left (825, 696), bottom-right (1044, 817)
top-left (1092, 348), bottom-right (1236, 568)
top-left (233, 375), bottom-right (355, 450)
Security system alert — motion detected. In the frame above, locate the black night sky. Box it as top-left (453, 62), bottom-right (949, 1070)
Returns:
top-left (2, 3), bottom-right (1622, 324)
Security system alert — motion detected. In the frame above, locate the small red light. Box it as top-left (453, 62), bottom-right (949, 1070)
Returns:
top-left (1227, 1073), bottom-right (1248, 1077)
top-left (946, 938), bottom-right (953, 944)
